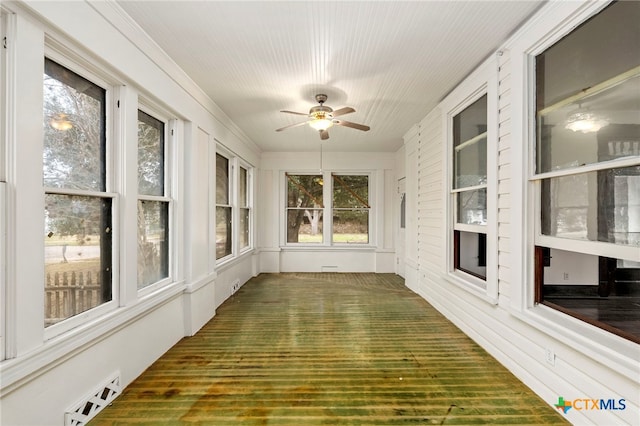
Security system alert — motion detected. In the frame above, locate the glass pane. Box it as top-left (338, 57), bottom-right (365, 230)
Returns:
top-left (216, 154), bottom-right (229, 205)
top-left (453, 94), bottom-right (487, 146)
top-left (138, 110), bottom-right (164, 196)
top-left (138, 200), bottom-right (169, 289)
top-left (45, 194), bottom-right (111, 326)
top-left (216, 206), bottom-right (232, 259)
top-left (287, 208), bottom-right (323, 243)
top-left (457, 189), bottom-right (487, 225)
top-left (454, 136), bottom-right (487, 188)
top-left (287, 174), bottom-right (323, 208)
top-left (536, 77), bottom-right (640, 174)
top-left (240, 208), bottom-right (249, 249)
top-left (333, 210), bottom-right (369, 244)
top-left (43, 59), bottom-right (105, 191)
top-left (535, 1), bottom-right (640, 174)
top-left (536, 1), bottom-right (640, 110)
top-left (541, 248), bottom-right (640, 340)
top-left (541, 166), bottom-right (640, 246)
top-left (239, 167), bottom-right (248, 208)
top-left (456, 231), bottom-right (487, 280)
top-left (333, 175), bottom-right (369, 208)
top-left (453, 95), bottom-right (487, 189)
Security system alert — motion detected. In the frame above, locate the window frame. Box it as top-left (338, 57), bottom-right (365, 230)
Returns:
top-left (507, 0), bottom-right (639, 362)
top-left (136, 105), bottom-right (174, 295)
top-left (42, 51), bottom-right (119, 339)
top-left (529, 1), bottom-right (640, 343)
top-left (331, 173), bottom-right (371, 245)
top-left (215, 146), bottom-right (254, 265)
top-left (441, 57), bottom-right (498, 303)
top-left (282, 170), bottom-right (374, 248)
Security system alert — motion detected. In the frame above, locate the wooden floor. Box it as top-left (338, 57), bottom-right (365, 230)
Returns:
top-left (91, 273), bottom-right (568, 425)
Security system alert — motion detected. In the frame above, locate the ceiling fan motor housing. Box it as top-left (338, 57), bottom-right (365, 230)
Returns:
top-left (309, 105), bottom-right (333, 119)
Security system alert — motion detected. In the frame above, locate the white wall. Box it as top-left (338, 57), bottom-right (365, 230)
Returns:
top-left (406, 2), bottom-right (640, 425)
top-left (258, 151), bottom-right (396, 273)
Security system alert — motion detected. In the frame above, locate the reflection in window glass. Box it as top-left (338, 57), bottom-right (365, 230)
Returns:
top-left (541, 166), bottom-right (640, 246)
top-left (216, 154), bottom-right (229, 205)
top-left (535, 1), bottom-right (640, 174)
top-left (43, 59), bottom-right (105, 191)
top-left (216, 206), bottom-right (232, 259)
top-left (455, 230), bottom-right (487, 280)
top-left (137, 200), bottom-right (168, 289)
top-left (454, 95), bottom-right (487, 189)
top-left (240, 208), bottom-right (250, 249)
top-left (44, 194), bottom-right (111, 326)
top-left (457, 189), bottom-right (487, 225)
top-left (138, 111), bottom-right (164, 196)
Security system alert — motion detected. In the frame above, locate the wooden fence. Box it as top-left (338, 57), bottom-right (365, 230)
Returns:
top-left (45, 271), bottom-right (101, 325)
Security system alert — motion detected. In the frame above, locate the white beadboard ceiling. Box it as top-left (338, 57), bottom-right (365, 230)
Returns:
top-left (116, 1), bottom-right (544, 153)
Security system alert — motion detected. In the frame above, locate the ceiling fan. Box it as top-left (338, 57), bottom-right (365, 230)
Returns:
top-left (276, 94), bottom-right (370, 140)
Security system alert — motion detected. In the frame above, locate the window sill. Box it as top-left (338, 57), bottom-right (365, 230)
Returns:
top-left (444, 271), bottom-right (498, 305)
top-left (280, 245), bottom-right (377, 252)
top-left (510, 302), bottom-right (640, 379)
top-left (215, 248), bottom-right (256, 272)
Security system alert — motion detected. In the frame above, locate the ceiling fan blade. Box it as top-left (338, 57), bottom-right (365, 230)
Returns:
top-left (333, 119), bottom-right (370, 132)
top-left (320, 129), bottom-right (329, 140)
top-left (331, 107), bottom-right (355, 117)
top-left (280, 110), bottom-right (309, 116)
top-left (275, 121), bottom-right (309, 132)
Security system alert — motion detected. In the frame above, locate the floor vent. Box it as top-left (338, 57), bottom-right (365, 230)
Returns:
top-left (65, 374), bottom-right (120, 426)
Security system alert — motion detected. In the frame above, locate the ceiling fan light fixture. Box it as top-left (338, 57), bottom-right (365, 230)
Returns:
top-left (309, 118), bottom-right (333, 131)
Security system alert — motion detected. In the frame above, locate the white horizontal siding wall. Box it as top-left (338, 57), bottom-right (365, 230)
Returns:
top-left (406, 2), bottom-right (640, 425)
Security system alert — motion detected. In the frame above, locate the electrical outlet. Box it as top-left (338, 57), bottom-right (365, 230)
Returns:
top-left (563, 272), bottom-right (569, 280)
top-left (545, 348), bottom-right (556, 366)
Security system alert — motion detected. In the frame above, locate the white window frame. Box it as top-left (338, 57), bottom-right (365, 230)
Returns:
top-left (441, 57), bottom-right (498, 304)
top-left (136, 104), bottom-right (175, 295)
top-left (215, 146), bottom-right (255, 266)
top-left (282, 170), bottom-right (374, 248)
top-left (237, 161), bottom-right (253, 254)
top-left (507, 0), bottom-right (639, 366)
top-left (43, 48), bottom-right (120, 340)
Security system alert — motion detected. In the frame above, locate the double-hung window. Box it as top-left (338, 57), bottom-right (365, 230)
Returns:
top-left (43, 58), bottom-right (113, 327)
top-left (238, 165), bottom-right (251, 251)
top-left (137, 109), bottom-right (170, 290)
top-left (285, 172), bottom-right (371, 245)
top-left (533, 0), bottom-right (640, 343)
top-left (452, 95), bottom-right (488, 281)
top-left (216, 153), bottom-right (232, 260)
top-left (215, 151), bottom-right (252, 261)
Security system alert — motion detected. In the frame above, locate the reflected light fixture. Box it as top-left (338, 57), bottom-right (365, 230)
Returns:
top-left (50, 113), bottom-right (73, 131)
top-left (565, 110), bottom-right (609, 133)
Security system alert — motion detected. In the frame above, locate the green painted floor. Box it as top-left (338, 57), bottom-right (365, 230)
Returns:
top-left (91, 273), bottom-right (569, 425)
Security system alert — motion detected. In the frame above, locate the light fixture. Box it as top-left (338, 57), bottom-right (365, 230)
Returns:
top-left (565, 110), bottom-right (608, 133)
top-left (308, 117), bottom-right (333, 131)
top-left (49, 113), bottom-right (73, 131)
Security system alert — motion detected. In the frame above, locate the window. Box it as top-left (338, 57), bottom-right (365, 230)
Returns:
top-left (215, 151), bottom-right (253, 261)
top-left (285, 172), bottom-right (371, 245)
top-left (137, 110), bottom-right (170, 290)
top-left (451, 94), bottom-right (488, 281)
top-left (216, 153), bottom-right (232, 259)
top-left (533, 1), bottom-right (640, 343)
top-left (43, 58), bottom-right (112, 326)
top-left (238, 166), bottom-right (250, 250)
top-left (286, 174), bottom-right (324, 243)
top-left (332, 174), bottom-right (370, 244)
